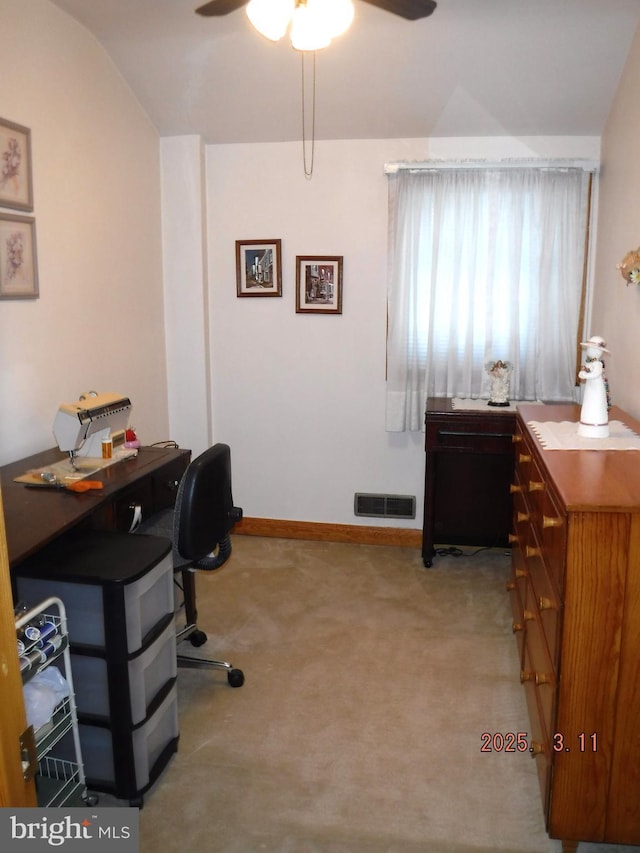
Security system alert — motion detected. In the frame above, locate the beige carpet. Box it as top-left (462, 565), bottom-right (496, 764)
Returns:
top-left (134, 536), bottom-right (640, 853)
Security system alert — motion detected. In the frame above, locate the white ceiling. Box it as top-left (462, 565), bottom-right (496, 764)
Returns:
top-left (49, 0), bottom-right (640, 144)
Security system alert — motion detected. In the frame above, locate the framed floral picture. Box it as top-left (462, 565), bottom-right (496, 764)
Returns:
top-left (0, 213), bottom-right (38, 299)
top-left (0, 118), bottom-right (33, 212)
top-left (236, 239), bottom-right (282, 297)
top-left (295, 255), bottom-right (343, 314)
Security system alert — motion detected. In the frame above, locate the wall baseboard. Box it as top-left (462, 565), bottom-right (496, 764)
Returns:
top-left (234, 517), bottom-right (422, 548)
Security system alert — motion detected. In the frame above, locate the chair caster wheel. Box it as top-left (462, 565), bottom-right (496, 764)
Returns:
top-left (190, 629), bottom-right (207, 647)
top-left (228, 668), bottom-right (245, 688)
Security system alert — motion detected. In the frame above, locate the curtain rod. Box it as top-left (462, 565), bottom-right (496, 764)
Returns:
top-left (384, 158), bottom-right (600, 174)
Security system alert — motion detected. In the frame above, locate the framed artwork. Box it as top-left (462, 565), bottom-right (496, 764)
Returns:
top-left (0, 213), bottom-right (38, 299)
top-left (0, 118), bottom-right (33, 211)
top-left (295, 255), bottom-right (343, 314)
top-left (236, 239), bottom-right (282, 297)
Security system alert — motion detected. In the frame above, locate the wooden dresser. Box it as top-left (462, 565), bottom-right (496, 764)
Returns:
top-left (509, 404), bottom-right (640, 853)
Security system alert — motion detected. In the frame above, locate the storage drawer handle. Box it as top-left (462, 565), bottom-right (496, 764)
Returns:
top-left (519, 453), bottom-right (532, 463)
top-left (516, 511), bottom-right (529, 523)
top-left (529, 480), bottom-right (545, 492)
top-left (525, 545), bottom-right (541, 558)
top-left (530, 741), bottom-right (544, 757)
top-left (543, 515), bottom-right (563, 529)
top-left (437, 430), bottom-right (513, 439)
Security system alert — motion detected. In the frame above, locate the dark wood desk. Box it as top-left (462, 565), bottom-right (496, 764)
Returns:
top-left (423, 397), bottom-right (516, 566)
top-left (1, 445), bottom-right (190, 568)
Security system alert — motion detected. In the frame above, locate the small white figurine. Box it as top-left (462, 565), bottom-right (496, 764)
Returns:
top-left (578, 335), bottom-right (610, 438)
top-left (485, 359), bottom-right (513, 407)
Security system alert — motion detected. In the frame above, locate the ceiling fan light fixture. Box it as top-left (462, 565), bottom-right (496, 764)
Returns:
top-left (246, 0), bottom-right (295, 42)
top-left (246, 0), bottom-right (354, 50)
top-left (290, 5), bottom-right (331, 50)
top-left (291, 0), bottom-right (354, 50)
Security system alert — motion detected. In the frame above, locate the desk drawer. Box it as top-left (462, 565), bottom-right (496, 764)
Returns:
top-left (426, 421), bottom-right (514, 453)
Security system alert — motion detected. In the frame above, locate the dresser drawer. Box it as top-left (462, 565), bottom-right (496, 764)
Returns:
top-left (507, 548), bottom-right (527, 666)
top-left (522, 583), bottom-right (556, 763)
top-left (524, 542), bottom-right (562, 668)
top-left (532, 490), bottom-right (566, 593)
top-left (521, 641), bottom-right (553, 812)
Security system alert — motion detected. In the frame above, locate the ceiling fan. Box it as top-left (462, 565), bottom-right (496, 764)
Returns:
top-left (195, 0), bottom-right (437, 23)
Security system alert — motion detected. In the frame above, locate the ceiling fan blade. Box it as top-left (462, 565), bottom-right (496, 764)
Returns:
top-left (195, 0), bottom-right (248, 16)
top-left (361, 0), bottom-right (436, 20)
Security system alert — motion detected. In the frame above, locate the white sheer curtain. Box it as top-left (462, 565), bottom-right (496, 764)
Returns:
top-left (386, 166), bottom-right (592, 431)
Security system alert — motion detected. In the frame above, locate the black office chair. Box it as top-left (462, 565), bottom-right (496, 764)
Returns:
top-left (137, 443), bottom-right (245, 687)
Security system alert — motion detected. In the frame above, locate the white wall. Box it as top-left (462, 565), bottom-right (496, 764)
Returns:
top-left (204, 136), bottom-right (600, 527)
top-left (160, 135), bottom-right (211, 456)
top-left (591, 23), bottom-right (640, 420)
top-left (0, 0), bottom-right (169, 465)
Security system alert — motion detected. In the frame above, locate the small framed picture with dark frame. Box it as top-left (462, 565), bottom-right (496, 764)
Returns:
top-left (295, 255), bottom-right (343, 314)
top-left (0, 213), bottom-right (38, 299)
top-left (0, 118), bottom-right (33, 212)
top-left (236, 239), bottom-right (282, 297)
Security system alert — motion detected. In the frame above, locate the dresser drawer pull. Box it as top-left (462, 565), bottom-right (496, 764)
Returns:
top-left (512, 434), bottom-right (523, 443)
top-left (529, 480), bottom-right (545, 492)
top-left (535, 672), bottom-right (553, 686)
top-left (523, 609), bottom-right (536, 622)
top-left (525, 546), bottom-right (541, 558)
top-left (538, 596), bottom-right (557, 612)
top-left (529, 741), bottom-right (545, 757)
top-left (512, 622), bottom-right (524, 633)
top-left (508, 533), bottom-right (519, 545)
top-left (515, 567), bottom-right (528, 579)
top-left (510, 484), bottom-right (523, 494)
top-left (516, 511), bottom-right (530, 523)
top-left (542, 515), bottom-right (563, 529)
top-left (506, 581), bottom-right (516, 591)
top-left (520, 669), bottom-right (534, 683)
top-left (519, 453), bottom-right (532, 463)
top-left (437, 430), bottom-right (514, 439)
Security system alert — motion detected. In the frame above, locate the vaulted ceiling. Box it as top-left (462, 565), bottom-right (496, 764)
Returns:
top-left (49, 0), bottom-right (640, 144)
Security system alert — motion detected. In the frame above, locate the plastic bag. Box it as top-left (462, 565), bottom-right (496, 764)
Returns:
top-left (23, 666), bottom-right (70, 730)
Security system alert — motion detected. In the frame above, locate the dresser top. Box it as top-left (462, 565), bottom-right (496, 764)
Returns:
top-left (518, 404), bottom-right (640, 513)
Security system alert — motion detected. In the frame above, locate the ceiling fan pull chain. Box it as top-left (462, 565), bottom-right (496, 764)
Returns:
top-left (301, 51), bottom-right (316, 180)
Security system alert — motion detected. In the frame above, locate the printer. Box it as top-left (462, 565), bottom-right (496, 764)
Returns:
top-left (53, 392), bottom-right (132, 458)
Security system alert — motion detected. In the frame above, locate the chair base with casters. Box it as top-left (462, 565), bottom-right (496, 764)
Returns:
top-left (176, 565), bottom-right (244, 687)
top-left (135, 442), bottom-right (245, 688)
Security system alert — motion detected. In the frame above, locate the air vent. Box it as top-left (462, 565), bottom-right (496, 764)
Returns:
top-left (354, 493), bottom-right (416, 519)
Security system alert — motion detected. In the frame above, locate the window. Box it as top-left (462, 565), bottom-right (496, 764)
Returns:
top-left (385, 165), bottom-right (594, 431)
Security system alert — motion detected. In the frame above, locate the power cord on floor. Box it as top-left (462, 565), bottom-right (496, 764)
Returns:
top-left (434, 545), bottom-right (511, 558)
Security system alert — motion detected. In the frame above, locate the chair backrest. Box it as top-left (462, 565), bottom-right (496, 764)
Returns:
top-left (173, 443), bottom-right (242, 563)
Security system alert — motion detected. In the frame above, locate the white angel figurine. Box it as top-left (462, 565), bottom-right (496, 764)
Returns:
top-left (577, 336), bottom-right (610, 439)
